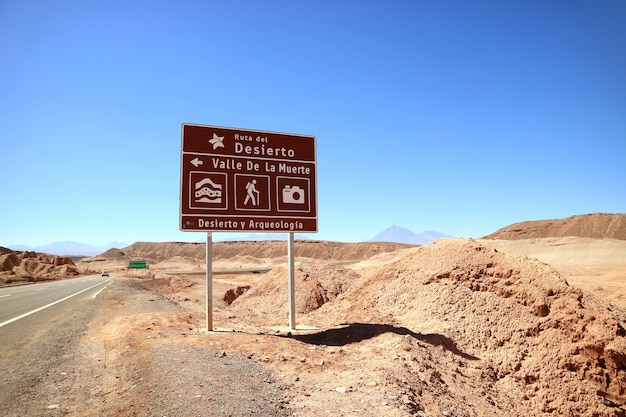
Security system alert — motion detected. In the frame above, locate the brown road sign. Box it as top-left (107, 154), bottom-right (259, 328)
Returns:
top-left (180, 123), bottom-right (317, 233)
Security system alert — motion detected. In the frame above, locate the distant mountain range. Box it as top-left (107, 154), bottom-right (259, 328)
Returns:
top-left (368, 225), bottom-right (453, 245)
top-left (6, 225), bottom-right (449, 256)
top-left (8, 241), bottom-right (128, 257)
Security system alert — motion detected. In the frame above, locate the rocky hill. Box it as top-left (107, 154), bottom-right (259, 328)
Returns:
top-left (0, 248), bottom-right (80, 285)
top-left (94, 240), bottom-right (416, 263)
top-left (483, 212), bottom-right (626, 240)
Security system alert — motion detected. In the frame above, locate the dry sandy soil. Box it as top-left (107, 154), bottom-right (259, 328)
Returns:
top-left (74, 230), bottom-right (626, 416)
top-left (480, 237), bottom-right (626, 310)
top-left (4, 213), bottom-right (626, 416)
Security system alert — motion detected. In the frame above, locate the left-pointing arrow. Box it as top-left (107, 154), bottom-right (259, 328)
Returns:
top-left (191, 157), bottom-right (203, 167)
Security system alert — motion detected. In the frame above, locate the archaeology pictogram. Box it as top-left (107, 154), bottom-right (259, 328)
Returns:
top-left (189, 172), bottom-right (227, 210)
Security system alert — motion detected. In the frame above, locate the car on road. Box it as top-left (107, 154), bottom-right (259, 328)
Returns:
top-left (101, 271), bottom-right (109, 277)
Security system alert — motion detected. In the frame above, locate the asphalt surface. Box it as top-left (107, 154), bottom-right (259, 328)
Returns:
top-left (0, 275), bottom-right (112, 327)
top-left (0, 275), bottom-right (112, 416)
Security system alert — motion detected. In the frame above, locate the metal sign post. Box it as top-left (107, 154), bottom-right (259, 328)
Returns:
top-left (288, 232), bottom-right (296, 330)
top-left (206, 232), bottom-right (213, 331)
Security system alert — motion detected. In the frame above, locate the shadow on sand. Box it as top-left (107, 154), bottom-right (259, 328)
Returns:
top-left (278, 322), bottom-right (479, 361)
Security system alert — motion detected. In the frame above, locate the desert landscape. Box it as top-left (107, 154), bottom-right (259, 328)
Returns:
top-left (1, 212), bottom-right (626, 416)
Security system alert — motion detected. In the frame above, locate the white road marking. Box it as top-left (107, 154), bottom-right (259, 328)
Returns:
top-left (0, 279), bottom-right (112, 328)
top-left (91, 282), bottom-right (112, 299)
top-left (0, 294), bottom-right (11, 298)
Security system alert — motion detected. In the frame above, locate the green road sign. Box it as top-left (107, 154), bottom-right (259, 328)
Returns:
top-left (128, 260), bottom-right (147, 269)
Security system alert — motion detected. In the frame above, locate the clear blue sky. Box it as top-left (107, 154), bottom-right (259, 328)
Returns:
top-left (1, 1), bottom-right (625, 247)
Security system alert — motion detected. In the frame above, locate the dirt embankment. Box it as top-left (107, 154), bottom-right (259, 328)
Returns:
top-left (483, 213), bottom-right (626, 240)
top-left (480, 212), bottom-right (626, 310)
top-left (79, 240), bottom-right (417, 274)
top-left (0, 247), bottom-right (79, 285)
top-left (96, 240), bottom-right (416, 263)
top-left (215, 238), bottom-right (626, 416)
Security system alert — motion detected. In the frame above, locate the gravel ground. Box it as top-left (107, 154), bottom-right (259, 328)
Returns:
top-left (0, 278), bottom-right (292, 417)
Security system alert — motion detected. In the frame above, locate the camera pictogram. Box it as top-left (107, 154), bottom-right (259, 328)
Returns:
top-left (277, 177), bottom-right (310, 213)
top-left (282, 185), bottom-right (305, 204)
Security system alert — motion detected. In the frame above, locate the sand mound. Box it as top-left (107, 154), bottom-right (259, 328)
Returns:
top-left (224, 238), bottom-right (626, 415)
top-left (484, 212), bottom-right (626, 240)
top-left (227, 264), bottom-right (361, 321)
top-left (138, 275), bottom-right (197, 294)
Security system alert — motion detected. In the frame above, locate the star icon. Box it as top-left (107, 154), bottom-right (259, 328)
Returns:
top-left (209, 133), bottom-right (225, 150)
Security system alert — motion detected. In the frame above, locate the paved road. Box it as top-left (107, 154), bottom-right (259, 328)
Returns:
top-left (0, 274), bottom-right (112, 327)
top-left (0, 274), bottom-right (113, 414)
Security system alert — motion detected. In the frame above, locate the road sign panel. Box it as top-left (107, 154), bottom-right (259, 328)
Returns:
top-left (180, 124), bottom-right (317, 233)
top-left (128, 260), bottom-right (147, 269)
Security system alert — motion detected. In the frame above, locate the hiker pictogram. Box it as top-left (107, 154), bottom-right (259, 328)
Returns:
top-left (235, 174), bottom-right (270, 211)
top-left (244, 179), bottom-right (260, 206)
